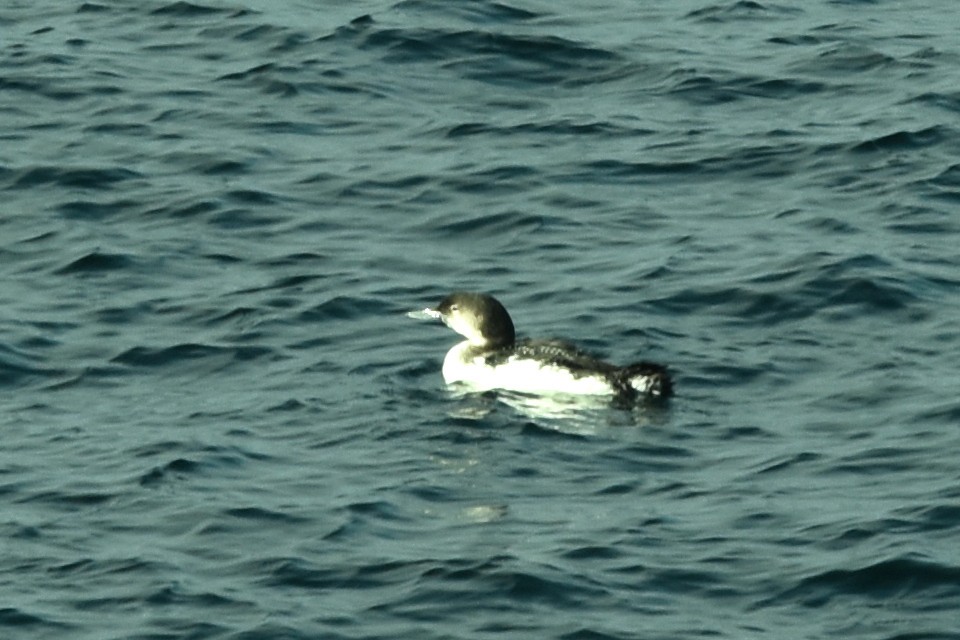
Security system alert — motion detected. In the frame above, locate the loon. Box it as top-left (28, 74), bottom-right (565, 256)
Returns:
top-left (410, 292), bottom-right (672, 401)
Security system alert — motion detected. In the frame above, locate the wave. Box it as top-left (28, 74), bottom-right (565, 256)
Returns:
top-left (652, 252), bottom-right (920, 325)
top-left (111, 343), bottom-right (274, 368)
top-left (769, 555), bottom-right (960, 606)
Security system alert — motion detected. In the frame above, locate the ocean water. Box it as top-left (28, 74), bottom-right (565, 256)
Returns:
top-left (2, 0), bottom-right (960, 638)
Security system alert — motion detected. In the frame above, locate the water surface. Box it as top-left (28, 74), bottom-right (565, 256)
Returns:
top-left (2, 1), bottom-right (960, 638)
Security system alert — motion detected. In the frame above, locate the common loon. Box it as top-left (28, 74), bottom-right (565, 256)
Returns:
top-left (409, 292), bottom-right (672, 401)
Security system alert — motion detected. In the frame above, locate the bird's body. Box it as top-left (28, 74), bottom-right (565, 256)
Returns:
top-left (412, 292), bottom-right (672, 401)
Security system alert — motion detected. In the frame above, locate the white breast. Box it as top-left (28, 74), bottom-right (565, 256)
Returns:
top-left (441, 341), bottom-right (613, 396)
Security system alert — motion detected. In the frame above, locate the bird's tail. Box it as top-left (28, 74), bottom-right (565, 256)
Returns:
top-left (621, 362), bottom-right (672, 399)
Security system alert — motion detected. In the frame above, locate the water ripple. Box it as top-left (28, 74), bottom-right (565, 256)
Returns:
top-left (3, 1), bottom-right (960, 638)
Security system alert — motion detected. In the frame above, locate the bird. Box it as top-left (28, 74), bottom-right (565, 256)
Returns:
top-left (410, 292), bottom-right (671, 402)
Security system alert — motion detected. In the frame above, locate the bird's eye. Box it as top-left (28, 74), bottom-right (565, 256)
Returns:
top-left (449, 304), bottom-right (459, 312)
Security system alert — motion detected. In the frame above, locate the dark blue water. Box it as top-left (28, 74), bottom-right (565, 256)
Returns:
top-left (3, 1), bottom-right (960, 638)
